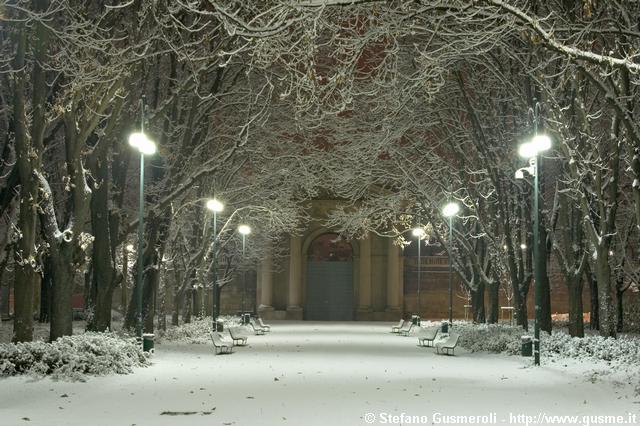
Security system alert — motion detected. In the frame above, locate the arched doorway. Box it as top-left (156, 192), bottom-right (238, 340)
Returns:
top-left (305, 233), bottom-right (354, 320)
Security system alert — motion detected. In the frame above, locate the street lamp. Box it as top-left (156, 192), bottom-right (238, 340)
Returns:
top-left (238, 224), bottom-right (251, 321)
top-left (128, 99), bottom-right (157, 340)
top-left (515, 103), bottom-right (551, 366)
top-left (206, 198), bottom-right (224, 329)
top-left (411, 226), bottom-right (425, 320)
top-left (442, 201), bottom-right (460, 326)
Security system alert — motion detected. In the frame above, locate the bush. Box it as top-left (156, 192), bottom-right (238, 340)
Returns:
top-left (453, 322), bottom-right (523, 354)
top-left (542, 332), bottom-right (640, 365)
top-left (157, 315), bottom-right (242, 344)
top-left (0, 332), bottom-right (149, 380)
top-left (452, 321), bottom-right (640, 367)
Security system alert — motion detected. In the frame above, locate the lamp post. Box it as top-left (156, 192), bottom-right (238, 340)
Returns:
top-left (128, 100), bottom-right (157, 340)
top-left (238, 224), bottom-right (251, 320)
top-left (515, 103), bottom-right (551, 366)
top-left (442, 201), bottom-right (460, 326)
top-left (206, 198), bottom-right (224, 329)
top-left (411, 227), bottom-right (425, 319)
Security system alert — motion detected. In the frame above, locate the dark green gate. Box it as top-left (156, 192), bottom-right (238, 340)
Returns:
top-left (305, 261), bottom-right (353, 321)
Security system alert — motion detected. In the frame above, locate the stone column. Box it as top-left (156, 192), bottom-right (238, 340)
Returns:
top-left (258, 247), bottom-right (274, 314)
top-left (386, 238), bottom-right (402, 313)
top-left (287, 235), bottom-right (303, 319)
top-left (358, 233), bottom-right (372, 314)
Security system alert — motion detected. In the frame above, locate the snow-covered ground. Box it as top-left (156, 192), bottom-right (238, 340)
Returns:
top-left (1, 321), bottom-right (639, 425)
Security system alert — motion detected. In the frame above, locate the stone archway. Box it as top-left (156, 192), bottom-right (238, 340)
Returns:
top-left (304, 233), bottom-right (354, 320)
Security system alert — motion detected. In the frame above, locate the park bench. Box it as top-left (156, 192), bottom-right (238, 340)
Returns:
top-left (210, 332), bottom-right (233, 354)
top-left (391, 319), bottom-right (405, 333)
top-left (435, 332), bottom-right (460, 356)
top-left (258, 317), bottom-right (271, 332)
top-left (248, 319), bottom-right (266, 335)
top-left (417, 327), bottom-right (439, 347)
top-left (227, 326), bottom-right (249, 346)
top-left (398, 322), bottom-right (414, 336)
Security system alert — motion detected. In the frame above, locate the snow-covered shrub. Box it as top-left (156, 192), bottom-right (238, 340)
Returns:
top-left (157, 315), bottom-right (242, 344)
top-left (542, 332), bottom-right (640, 365)
top-left (454, 322), bottom-right (522, 354)
top-left (0, 332), bottom-right (149, 380)
top-left (452, 321), bottom-right (640, 368)
top-left (157, 317), bottom-right (212, 344)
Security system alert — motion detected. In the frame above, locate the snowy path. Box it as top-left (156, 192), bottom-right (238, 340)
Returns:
top-left (1, 322), bottom-right (638, 426)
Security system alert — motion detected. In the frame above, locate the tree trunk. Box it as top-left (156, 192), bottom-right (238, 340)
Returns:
top-left (83, 269), bottom-right (91, 318)
top-left (567, 274), bottom-right (584, 337)
top-left (39, 258), bottom-right (52, 323)
top-left (616, 287), bottom-right (624, 333)
top-left (49, 251), bottom-right (74, 341)
top-left (486, 281), bottom-right (499, 324)
top-left (158, 275), bottom-right (167, 331)
top-left (47, 150), bottom-right (92, 340)
top-left (11, 15), bottom-right (36, 344)
top-left (513, 286), bottom-right (529, 330)
top-left (124, 262), bottom-right (140, 331)
top-left (172, 268), bottom-right (181, 326)
top-left (121, 244), bottom-right (130, 313)
top-left (595, 251), bottom-right (616, 337)
top-left (143, 262), bottom-right (159, 334)
top-left (183, 289), bottom-right (193, 323)
top-left (470, 282), bottom-right (485, 323)
top-left (87, 147), bottom-right (117, 332)
top-left (585, 264), bottom-right (599, 330)
top-left (123, 248), bottom-right (158, 332)
top-left (124, 209), bottom-right (167, 332)
top-left (216, 284), bottom-right (224, 318)
top-left (517, 299), bottom-right (529, 330)
top-left (88, 244), bottom-right (118, 332)
top-left (89, 283), bottom-right (117, 332)
top-left (13, 249), bottom-right (38, 342)
top-left (171, 298), bottom-right (180, 326)
top-left (194, 287), bottom-right (204, 318)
